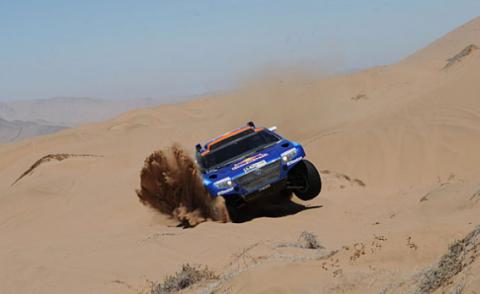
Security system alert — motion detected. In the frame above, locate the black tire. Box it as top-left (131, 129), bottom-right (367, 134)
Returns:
top-left (290, 160), bottom-right (322, 201)
top-left (222, 196), bottom-right (243, 223)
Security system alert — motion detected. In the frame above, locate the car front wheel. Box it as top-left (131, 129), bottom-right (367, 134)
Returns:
top-left (289, 159), bottom-right (322, 201)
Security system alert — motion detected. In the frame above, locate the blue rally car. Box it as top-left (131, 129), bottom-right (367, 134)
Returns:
top-left (195, 122), bottom-right (321, 221)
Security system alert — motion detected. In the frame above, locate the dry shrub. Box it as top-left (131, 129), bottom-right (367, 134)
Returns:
top-left (151, 264), bottom-right (218, 294)
top-left (416, 225), bottom-right (480, 293)
top-left (136, 145), bottom-right (229, 227)
top-left (298, 231), bottom-right (324, 249)
top-left (444, 44), bottom-right (479, 69)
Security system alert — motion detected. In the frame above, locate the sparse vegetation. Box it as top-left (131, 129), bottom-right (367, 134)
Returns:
top-left (150, 264), bottom-right (218, 294)
top-left (471, 189), bottom-right (480, 201)
top-left (443, 44), bottom-right (478, 69)
top-left (416, 226), bottom-right (480, 293)
top-left (353, 179), bottom-right (366, 187)
top-left (298, 231), bottom-right (324, 249)
top-left (275, 231), bottom-right (325, 250)
top-left (351, 94), bottom-right (369, 101)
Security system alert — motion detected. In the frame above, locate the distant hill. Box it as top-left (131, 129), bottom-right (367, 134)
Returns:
top-left (0, 97), bottom-right (176, 143)
top-left (0, 97), bottom-right (168, 126)
top-left (0, 117), bottom-right (66, 144)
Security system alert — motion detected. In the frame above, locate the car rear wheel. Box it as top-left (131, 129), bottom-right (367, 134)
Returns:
top-left (289, 160), bottom-right (321, 201)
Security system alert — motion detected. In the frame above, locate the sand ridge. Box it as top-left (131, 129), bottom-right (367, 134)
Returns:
top-left (11, 153), bottom-right (103, 186)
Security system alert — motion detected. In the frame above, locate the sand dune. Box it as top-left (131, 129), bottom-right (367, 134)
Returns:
top-left (0, 17), bottom-right (480, 294)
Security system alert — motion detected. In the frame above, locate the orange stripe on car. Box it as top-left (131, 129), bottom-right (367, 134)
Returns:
top-left (207, 127), bottom-right (249, 149)
top-left (200, 126), bottom-right (265, 156)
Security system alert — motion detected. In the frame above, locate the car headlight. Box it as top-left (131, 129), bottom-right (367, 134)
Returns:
top-left (281, 148), bottom-right (297, 162)
top-left (214, 177), bottom-right (233, 189)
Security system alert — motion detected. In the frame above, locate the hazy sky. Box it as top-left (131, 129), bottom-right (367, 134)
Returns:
top-left (1, 1), bottom-right (479, 101)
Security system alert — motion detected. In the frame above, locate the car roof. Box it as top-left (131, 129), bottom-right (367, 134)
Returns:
top-left (200, 126), bottom-right (264, 156)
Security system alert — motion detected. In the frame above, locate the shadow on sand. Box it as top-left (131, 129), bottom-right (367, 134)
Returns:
top-left (233, 196), bottom-right (322, 223)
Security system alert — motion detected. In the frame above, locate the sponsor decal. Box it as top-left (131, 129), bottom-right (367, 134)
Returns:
top-left (232, 153), bottom-right (268, 170)
top-left (243, 160), bottom-right (267, 173)
top-left (217, 187), bottom-right (234, 196)
top-left (287, 156), bottom-right (303, 166)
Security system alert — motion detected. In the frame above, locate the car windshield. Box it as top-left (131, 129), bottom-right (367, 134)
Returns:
top-left (200, 130), bottom-right (279, 170)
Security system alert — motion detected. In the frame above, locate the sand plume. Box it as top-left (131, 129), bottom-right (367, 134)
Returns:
top-left (136, 145), bottom-right (229, 227)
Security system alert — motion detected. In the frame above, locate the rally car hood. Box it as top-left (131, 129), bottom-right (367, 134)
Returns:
top-left (203, 139), bottom-right (299, 181)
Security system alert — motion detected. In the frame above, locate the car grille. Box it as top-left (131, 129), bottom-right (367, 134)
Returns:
top-left (235, 160), bottom-right (281, 192)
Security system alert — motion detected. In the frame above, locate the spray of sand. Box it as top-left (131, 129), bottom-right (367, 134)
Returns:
top-left (136, 144), bottom-right (229, 227)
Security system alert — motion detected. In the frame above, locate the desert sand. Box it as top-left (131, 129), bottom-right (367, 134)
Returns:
top-left (1, 17), bottom-right (480, 294)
